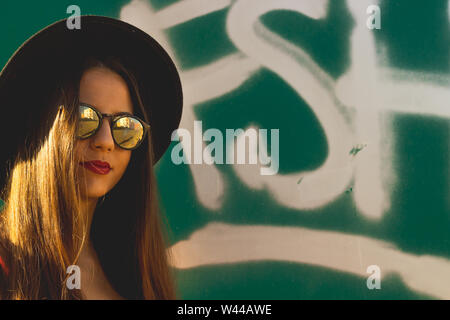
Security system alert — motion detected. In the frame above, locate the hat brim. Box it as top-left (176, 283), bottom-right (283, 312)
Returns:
top-left (0, 15), bottom-right (183, 190)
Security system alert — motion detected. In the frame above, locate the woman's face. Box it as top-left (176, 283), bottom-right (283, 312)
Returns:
top-left (75, 66), bottom-right (133, 200)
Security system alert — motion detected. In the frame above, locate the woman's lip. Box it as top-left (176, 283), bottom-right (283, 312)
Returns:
top-left (89, 160), bottom-right (111, 169)
top-left (80, 161), bottom-right (111, 175)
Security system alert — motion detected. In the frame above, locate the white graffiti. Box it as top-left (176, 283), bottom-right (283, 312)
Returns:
top-left (227, 0), bottom-right (357, 214)
top-left (120, 0), bottom-right (450, 299)
top-left (168, 222), bottom-right (450, 299)
top-left (123, 0), bottom-right (450, 218)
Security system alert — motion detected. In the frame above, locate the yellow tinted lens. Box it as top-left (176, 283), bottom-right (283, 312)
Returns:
top-left (77, 105), bottom-right (99, 138)
top-left (112, 116), bottom-right (144, 149)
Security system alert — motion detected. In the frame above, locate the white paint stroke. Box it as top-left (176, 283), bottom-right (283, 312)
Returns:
top-left (178, 54), bottom-right (260, 210)
top-left (168, 222), bottom-right (450, 299)
top-left (338, 0), bottom-right (450, 218)
top-left (173, 101), bottom-right (226, 210)
top-left (181, 53), bottom-right (261, 105)
top-left (156, 0), bottom-right (232, 29)
top-left (356, 78), bottom-right (450, 118)
top-left (227, 0), bottom-right (355, 209)
top-left (343, 0), bottom-right (388, 219)
top-left (120, 0), bottom-right (177, 63)
top-left (233, 122), bottom-right (353, 208)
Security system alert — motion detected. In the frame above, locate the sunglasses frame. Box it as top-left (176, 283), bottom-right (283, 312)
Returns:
top-left (76, 103), bottom-right (150, 150)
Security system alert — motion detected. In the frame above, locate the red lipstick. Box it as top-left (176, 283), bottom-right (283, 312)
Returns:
top-left (80, 160), bottom-right (111, 175)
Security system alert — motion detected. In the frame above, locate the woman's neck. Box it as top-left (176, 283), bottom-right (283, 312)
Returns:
top-left (76, 197), bottom-right (124, 300)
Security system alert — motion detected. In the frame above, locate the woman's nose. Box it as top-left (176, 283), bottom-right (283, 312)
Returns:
top-left (91, 118), bottom-right (115, 151)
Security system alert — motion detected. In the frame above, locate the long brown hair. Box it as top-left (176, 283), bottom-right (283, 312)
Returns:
top-left (0, 56), bottom-right (176, 299)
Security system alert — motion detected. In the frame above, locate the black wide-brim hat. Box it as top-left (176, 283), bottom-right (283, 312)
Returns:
top-left (0, 15), bottom-right (183, 192)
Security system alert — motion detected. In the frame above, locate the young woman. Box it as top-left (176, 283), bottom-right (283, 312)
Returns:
top-left (0, 16), bottom-right (183, 299)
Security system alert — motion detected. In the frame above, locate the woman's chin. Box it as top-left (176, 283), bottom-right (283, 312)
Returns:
top-left (79, 186), bottom-right (109, 201)
top-left (89, 190), bottom-right (108, 199)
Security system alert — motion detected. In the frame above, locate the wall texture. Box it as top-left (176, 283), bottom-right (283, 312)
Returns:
top-left (1, 0), bottom-right (449, 299)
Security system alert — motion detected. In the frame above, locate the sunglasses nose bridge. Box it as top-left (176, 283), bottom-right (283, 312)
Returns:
top-left (100, 113), bottom-right (115, 126)
top-left (91, 116), bottom-right (116, 150)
